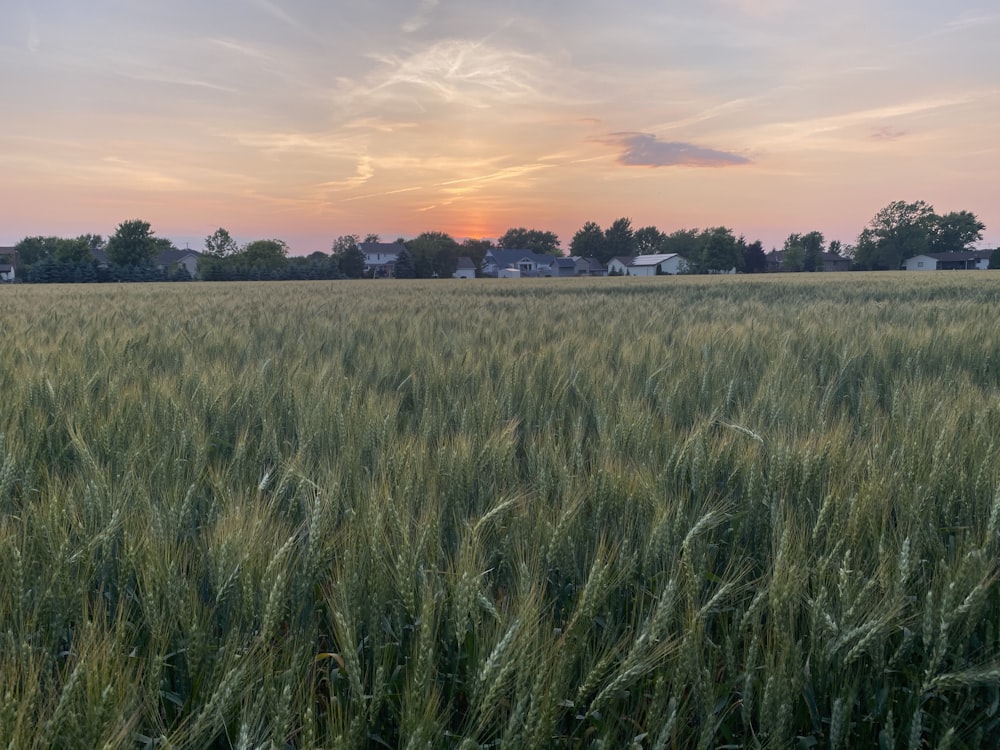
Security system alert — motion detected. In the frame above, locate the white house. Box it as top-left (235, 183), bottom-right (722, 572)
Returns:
top-left (359, 241), bottom-right (407, 277)
top-left (156, 248), bottom-right (202, 278)
top-left (0, 263), bottom-right (14, 282)
top-left (613, 253), bottom-right (687, 276)
top-left (481, 249), bottom-right (555, 277)
top-left (607, 256), bottom-right (635, 275)
top-left (453, 257), bottom-right (476, 279)
top-left (903, 251), bottom-right (992, 271)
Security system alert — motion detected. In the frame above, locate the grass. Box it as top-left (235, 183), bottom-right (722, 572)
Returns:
top-left (1, 273), bottom-right (1000, 748)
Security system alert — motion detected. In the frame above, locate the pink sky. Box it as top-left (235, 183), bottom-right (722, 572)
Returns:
top-left (2, 1), bottom-right (998, 254)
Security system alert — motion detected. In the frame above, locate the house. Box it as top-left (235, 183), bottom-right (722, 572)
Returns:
top-left (156, 248), bottom-right (201, 278)
top-left (628, 253), bottom-right (687, 276)
top-left (765, 250), bottom-right (851, 272)
top-left (453, 257), bottom-right (476, 279)
top-left (359, 242), bottom-right (407, 277)
top-left (573, 256), bottom-right (607, 276)
top-left (610, 253), bottom-right (687, 276)
top-left (607, 256), bottom-right (635, 275)
top-left (0, 246), bottom-right (15, 282)
top-left (546, 257), bottom-right (579, 277)
top-left (903, 250), bottom-right (993, 271)
top-left (480, 249), bottom-right (556, 277)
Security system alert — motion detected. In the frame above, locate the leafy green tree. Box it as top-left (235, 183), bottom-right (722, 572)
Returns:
top-left (694, 227), bottom-right (742, 273)
top-left (333, 235), bottom-right (365, 278)
top-left (393, 249), bottom-right (416, 279)
top-left (569, 221), bottom-right (608, 262)
top-left (634, 226), bottom-right (666, 255)
top-left (604, 218), bottom-right (635, 260)
top-left (930, 211), bottom-right (984, 254)
top-left (364, 233), bottom-right (381, 243)
top-left (782, 234), bottom-right (805, 272)
top-left (460, 238), bottom-right (493, 271)
top-left (204, 227), bottom-right (239, 257)
top-left (106, 220), bottom-right (159, 266)
top-left (743, 239), bottom-right (767, 273)
top-left (801, 231), bottom-right (825, 272)
top-left (661, 229), bottom-right (702, 260)
top-left (406, 232), bottom-right (459, 278)
top-left (497, 227), bottom-right (561, 255)
top-left (989, 248), bottom-right (1000, 270)
top-left (853, 200), bottom-right (936, 270)
top-left (239, 239), bottom-right (288, 271)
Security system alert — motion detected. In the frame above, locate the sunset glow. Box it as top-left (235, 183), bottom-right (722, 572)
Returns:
top-left (2, 1), bottom-right (998, 253)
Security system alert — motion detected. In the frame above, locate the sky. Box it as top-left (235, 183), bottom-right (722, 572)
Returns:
top-left (2, 0), bottom-right (999, 254)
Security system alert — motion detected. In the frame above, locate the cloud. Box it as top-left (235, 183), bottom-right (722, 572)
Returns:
top-left (354, 40), bottom-right (545, 108)
top-left (870, 126), bottom-right (906, 141)
top-left (595, 132), bottom-right (751, 167)
top-left (402, 0), bottom-right (440, 33)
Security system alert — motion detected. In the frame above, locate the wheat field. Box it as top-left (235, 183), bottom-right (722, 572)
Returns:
top-left (2, 274), bottom-right (1000, 749)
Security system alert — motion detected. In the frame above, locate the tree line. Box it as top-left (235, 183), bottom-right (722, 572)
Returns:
top-left (7, 200), bottom-right (997, 283)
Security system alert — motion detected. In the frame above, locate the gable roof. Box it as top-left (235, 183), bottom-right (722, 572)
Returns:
top-left (609, 256), bottom-right (636, 266)
top-left (922, 250), bottom-right (992, 261)
top-left (156, 248), bottom-right (201, 265)
top-left (455, 256), bottom-right (476, 270)
top-left (359, 241), bottom-right (405, 254)
top-left (630, 253), bottom-right (679, 266)
top-left (484, 248), bottom-right (555, 267)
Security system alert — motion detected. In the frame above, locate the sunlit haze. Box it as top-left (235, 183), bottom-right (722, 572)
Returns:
top-left (2, 1), bottom-right (998, 253)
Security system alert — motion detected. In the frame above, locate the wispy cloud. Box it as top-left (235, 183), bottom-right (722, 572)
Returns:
top-left (352, 40), bottom-right (546, 108)
top-left (945, 10), bottom-right (1000, 31)
top-left (870, 126), bottom-right (907, 142)
top-left (402, 0), bottom-right (440, 33)
top-left (594, 132), bottom-right (751, 167)
top-left (25, 13), bottom-right (40, 53)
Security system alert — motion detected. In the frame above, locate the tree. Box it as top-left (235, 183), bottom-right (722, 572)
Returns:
top-left (697, 227), bottom-right (742, 273)
top-left (634, 226), bottom-right (666, 255)
top-left (930, 211), bottom-right (984, 254)
top-left (106, 220), bottom-right (159, 266)
top-left (332, 235), bottom-right (365, 279)
top-left (406, 232), bottom-right (459, 278)
top-left (204, 227), bottom-right (239, 258)
top-left (743, 239), bottom-right (767, 273)
top-left (569, 221), bottom-right (607, 262)
top-left (460, 238), bottom-right (493, 271)
top-left (989, 248), bottom-right (1000, 270)
top-left (661, 229), bottom-right (702, 261)
top-left (782, 234), bottom-right (805, 272)
top-left (853, 200), bottom-right (937, 270)
top-left (801, 231), bottom-right (825, 272)
top-left (239, 239), bottom-right (288, 272)
top-left (393, 249), bottom-right (416, 279)
top-left (497, 227), bottom-right (561, 255)
top-left (604, 218), bottom-right (635, 260)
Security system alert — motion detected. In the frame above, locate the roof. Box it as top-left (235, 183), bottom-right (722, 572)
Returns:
top-left (455, 256), bottom-right (476, 270)
top-left (571, 256), bottom-right (606, 270)
top-left (484, 248), bottom-right (556, 267)
top-left (923, 250), bottom-right (992, 261)
top-left (630, 253), bottom-right (679, 266)
top-left (0, 264), bottom-right (13, 272)
top-left (549, 257), bottom-right (576, 269)
top-left (609, 256), bottom-right (636, 266)
top-left (359, 242), bottom-right (405, 254)
top-left (156, 248), bottom-right (201, 265)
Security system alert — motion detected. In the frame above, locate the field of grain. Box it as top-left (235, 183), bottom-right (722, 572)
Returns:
top-left (2, 274), bottom-right (1000, 749)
